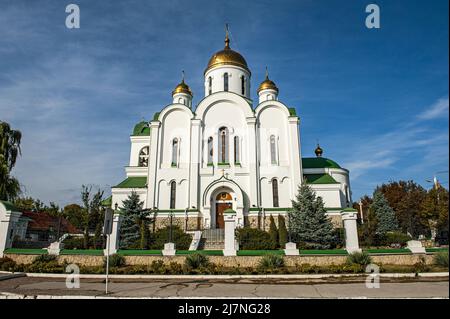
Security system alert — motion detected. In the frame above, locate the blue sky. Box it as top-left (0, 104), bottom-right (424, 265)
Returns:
top-left (0, 0), bottom-right (448, 206)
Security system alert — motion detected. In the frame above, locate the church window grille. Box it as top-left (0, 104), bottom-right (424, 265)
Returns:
top-left (234, 136), bottom-right (240, 163)
top-left (224, 73), bottom-right (229, 92)
top-left (272, 178), bottom-right (279, 207)
top-left (270, 135), bottom-right (277, 165)
top-left (138, 146), bottom-right (149, 167)
top-left (208, 77), bottom-right (212, 95)
top-left (172, 138), bottom-right (179, 166)
top-left (218, 127), bottom-right (229, 163)
top-left (170, 181), bottom-right (176, 209)
top-left (207, 137), bottom-right (213, 164)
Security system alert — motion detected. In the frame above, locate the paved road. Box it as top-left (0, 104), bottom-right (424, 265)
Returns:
top-left (0, 276), bottom-right (448, 298)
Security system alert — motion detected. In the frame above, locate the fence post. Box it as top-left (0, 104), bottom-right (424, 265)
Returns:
top-left (223, 209), bottom-right (237, 256)
top-left (342, 209), bottom-right (361, 254)
top-left (0, 202), bottom-right (22, 257)
top-left (104, 213), bottom-right (122, 256)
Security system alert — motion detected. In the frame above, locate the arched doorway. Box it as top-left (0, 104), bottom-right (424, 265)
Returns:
top-left (215, 192), bottom-right (232, 229)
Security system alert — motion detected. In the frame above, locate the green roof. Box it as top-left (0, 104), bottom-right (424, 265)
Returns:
top-left (0, 200), bottom-right (21, 212)
top-left (113, 177), bottom-right (147, 188)
top-left (132, 121), bottom-right (150, 136)
top-left (101, 196), bottom-right (112, 207)
top-left (302, 157), bottom-right (341, 169)
top-left (288, 107), bottom-right (297, 116)
top-left (304, 174), bottom-right (339, 184)
top-left (153, 112), bottom-right (160, 121)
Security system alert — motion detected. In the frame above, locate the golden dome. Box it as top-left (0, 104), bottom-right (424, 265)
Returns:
top-left (172, 77), bottom-right (192, 96)
top-left (204, 28), bottom-right (249, 74)
top-left (257, 68), bottom-right (278, 93)
top-left (315, 144), bottom-right (323, 157)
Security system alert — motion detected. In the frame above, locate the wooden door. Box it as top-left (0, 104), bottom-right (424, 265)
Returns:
top-left (216, 203), bottom-right (231, 229)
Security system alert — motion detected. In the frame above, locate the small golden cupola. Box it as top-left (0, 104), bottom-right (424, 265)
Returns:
top-left (172, 71), bottom-right (193, 107)
top-left (315, 144), bottom-right (323, 157)
top-left (257, 67), bottom-right (279, 103)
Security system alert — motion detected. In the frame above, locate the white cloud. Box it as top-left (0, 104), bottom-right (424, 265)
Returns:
top-left (417, 97), bottom-right (449, 120)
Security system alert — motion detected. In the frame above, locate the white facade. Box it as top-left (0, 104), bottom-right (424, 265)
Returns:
top-left (111, 33), bottom-right (353, 230)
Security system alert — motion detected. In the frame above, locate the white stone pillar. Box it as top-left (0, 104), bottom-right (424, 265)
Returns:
top-left (189, 119), bottom-right (201, 209)
top-left (0, 202), bottom-right (22, 257)
top-left (104, 213), bottom-right (122, 256)
top-left (342, 210), bottom-right (361, 254)
top-left (288, 116), bottom-right (302, 200)
top-left (223, 210), bottom-right (237, 256)
top-left (146, 121), bottom-right (161, 209)
top-left (246, 117), bottom-right (259, 207)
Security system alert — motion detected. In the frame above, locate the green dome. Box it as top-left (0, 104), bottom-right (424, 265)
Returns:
top-left (132, 121), bottom-right (150, 136)
top-left (302, 157), bottom-right (341, 169)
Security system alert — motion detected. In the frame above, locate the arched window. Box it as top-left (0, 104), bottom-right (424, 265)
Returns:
top-left (218, 127), bottom-right (229, 163)
top-left (138, 146), bottom-right (149, 167)
top-left (224, 73), bottom-right (229, 92)
top-left (270, 135), bottom-right (277, 165)
top-left (170, 181), bottom-right (176, 209)
top-left (172, 138), bottom-right (179, 166)
top-left (272, 178), bottom-right (279, 207)
top-left (241, 75), bottom-right (245, 95)
top-left (207, 137), bottom-right (213, 164)
top-left (234, 136), bottom-right (240, 163)
top-left (208, 77), bottom-right (212, 95)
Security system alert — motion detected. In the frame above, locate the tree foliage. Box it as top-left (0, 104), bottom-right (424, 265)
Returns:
top-left (278, 214), bottom-right (288, 248)
top-left (268, 215), bottom-right (279, 248)
top-left (0, 121), bottom-right (22, 201)
top-left (288, 184), bottom-right (336, 249)
top-left (119, 191), bottom-right (153, 249)
top-left (421, 185), bottom-right (449, 240)
top-left (80, 185), bottom-right (104, 249)
top-left (377, 181), bottom-right (428, 237)
top-left (370, 191), bottom-right (398, 235)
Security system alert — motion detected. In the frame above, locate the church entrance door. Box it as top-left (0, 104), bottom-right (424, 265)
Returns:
top-left (215, 192), bottom-right (233, 229)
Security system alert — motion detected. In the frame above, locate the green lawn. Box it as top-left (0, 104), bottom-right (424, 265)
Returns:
top-left (426, 248), bottom-right (449, 253)
top-left (237, 250), bottom-right (285, 256)
top-left (176, 250), bottom-right (224, 256)
top-left (299, 249), bottom-right (348, 255)
top-left (117, 250), bottom-right (162, 256)
top-left (4, 248), bottom-right (48, 255)
top-left (60, 249), bottom-right (104, 256)
top-left (364, 248), bottom-right (412, 254)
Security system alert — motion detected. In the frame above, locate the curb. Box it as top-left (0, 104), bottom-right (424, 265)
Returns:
top-left (17, 272), bottom-right (450, 280)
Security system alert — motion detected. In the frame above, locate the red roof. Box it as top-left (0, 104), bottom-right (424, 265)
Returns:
top-left (21, 211), bottom-right (80, 234)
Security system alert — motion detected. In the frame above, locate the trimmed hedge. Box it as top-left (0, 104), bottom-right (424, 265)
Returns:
top-left (237, 227), bottom-right (276, 250)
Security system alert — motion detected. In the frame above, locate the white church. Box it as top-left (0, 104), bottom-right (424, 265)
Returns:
top-left (109, 30), bottom-right (353, 231)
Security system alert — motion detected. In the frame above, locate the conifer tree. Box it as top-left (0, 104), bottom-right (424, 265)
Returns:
top-left (370, 191), bottom-right (398, 235)
top-left (278, 214), bottom-right (288, 248)
top-left (119, 191), bottom-right (151, 249)
top-left (268, 215), bottom-right (279, 248)
top-left (288, 184), bottom-right (336, 249)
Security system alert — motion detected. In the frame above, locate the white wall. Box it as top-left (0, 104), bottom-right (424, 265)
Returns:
top-left (204, 66), bottom-right (251, 98)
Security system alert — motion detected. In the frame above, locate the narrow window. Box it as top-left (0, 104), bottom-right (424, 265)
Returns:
top-left (234, 136), bottom-right (240, 163)
top-left (270, 135), bottom-right (277, 165)
top-left (241, 75), bottom-right (245, 95)
top-left (170, 181), bottom-right (176, 209)
top-left (172, 138), bottom-right (179, 166)
top-left (208, 77), bottom-right (212, 95)
top-left (138, 146), bottom-right (149, 167)
top-left (272, 179), bottom-right (279, 207)
top-left (218, 127), bottom-right (229, 163)
top-left (224, 73), bottom-right (229, 92)
top-left (207, 137), bottom-right (213, 164)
